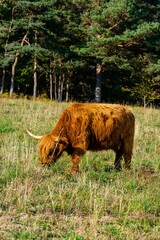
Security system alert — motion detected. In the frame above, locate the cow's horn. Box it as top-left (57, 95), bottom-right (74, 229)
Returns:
top-left (26, 128), bottom-right (43, 140)
top-left (55, 128), bottom-right (64, 142)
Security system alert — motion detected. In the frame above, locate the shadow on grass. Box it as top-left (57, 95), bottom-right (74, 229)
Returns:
top-left (104, 166), bottom-right (115, 172)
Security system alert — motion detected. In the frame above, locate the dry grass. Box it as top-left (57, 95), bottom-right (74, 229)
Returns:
top-left (0, 99), bottom-right (160, 239)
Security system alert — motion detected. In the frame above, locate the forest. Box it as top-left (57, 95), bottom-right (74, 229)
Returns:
top-left (0, 0), bottom-right (160, 106)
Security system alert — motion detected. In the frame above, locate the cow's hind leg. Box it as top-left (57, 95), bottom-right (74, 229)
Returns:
top-left (124, 153), bottom-right (132, 169)
top-left (114, 148), bottom-right (123, 171)
top-left (115, 138), bottom-right (133, 170)
top-left (123, 144), bottom-right (133, 169)
top-left (123, 137), bottom-right (133, 169)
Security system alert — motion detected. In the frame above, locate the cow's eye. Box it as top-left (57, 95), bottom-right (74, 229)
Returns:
top-left (46, 150), bottom-right (52, 158)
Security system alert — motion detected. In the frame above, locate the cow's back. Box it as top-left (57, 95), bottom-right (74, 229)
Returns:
top-left (61, 103), bottom-right (134, 151)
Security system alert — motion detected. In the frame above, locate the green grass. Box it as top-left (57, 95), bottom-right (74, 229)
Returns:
top-left (0, 99), bottom-right (160, 240)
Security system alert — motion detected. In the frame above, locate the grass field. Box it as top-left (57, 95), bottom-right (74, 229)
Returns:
top-left (0, 98), bottom-right (160, 240)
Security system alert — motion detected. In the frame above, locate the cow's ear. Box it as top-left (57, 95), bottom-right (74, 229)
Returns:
top-left (46, 149), bottom-right (52, 158)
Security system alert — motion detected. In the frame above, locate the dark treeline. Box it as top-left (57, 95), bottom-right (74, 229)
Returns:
top-left (0, 0), bottom-right (160, 106)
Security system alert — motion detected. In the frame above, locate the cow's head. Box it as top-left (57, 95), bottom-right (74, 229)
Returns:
top-left (26, 128), bottom-right (67, 166)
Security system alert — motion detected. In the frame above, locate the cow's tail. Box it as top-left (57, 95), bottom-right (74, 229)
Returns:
top-left (123, 111), bottom-right (135, 168)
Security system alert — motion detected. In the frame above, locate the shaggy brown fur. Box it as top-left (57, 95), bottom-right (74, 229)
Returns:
top-left (35, 103), bottom-right (135, 174)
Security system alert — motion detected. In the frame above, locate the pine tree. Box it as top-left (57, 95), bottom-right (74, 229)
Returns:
top-left (77, 0), bottom-right (160, 102)
top-left (0, 0), bottom-right (159, 103)
top-left (0, 0), bottom-right (14, 94)
top-left (0, 0), bottom-right (54, 97)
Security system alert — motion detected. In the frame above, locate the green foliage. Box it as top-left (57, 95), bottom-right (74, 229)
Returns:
top-left (0, 117), bottom-right (15, 133)
top-left (0, 0), bottom-right (160, 103)
top-left (12, 229), bottom-right (35, 240)
top-left (128, 57), bottom-right (160, 106)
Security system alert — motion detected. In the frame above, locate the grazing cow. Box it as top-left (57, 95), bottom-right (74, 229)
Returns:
top-left (26, 103), bottom-right (135, 174)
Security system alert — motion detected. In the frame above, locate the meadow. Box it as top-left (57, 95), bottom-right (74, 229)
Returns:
top-left (0, 98), bottom-right (160, 240)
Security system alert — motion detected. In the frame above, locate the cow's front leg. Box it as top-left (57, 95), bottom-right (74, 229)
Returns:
top-left (70, 155), bottom-right (81, 174)
top-left (70, 148), bottom-right (85, 174)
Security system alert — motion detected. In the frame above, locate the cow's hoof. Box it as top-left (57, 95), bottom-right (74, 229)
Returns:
top-left (70, 168), bottom-right (81, 175)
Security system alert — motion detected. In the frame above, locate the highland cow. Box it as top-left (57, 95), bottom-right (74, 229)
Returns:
top-left (26, 103), bottom-right (135, 174)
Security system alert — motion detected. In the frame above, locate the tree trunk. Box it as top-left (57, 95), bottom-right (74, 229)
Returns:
top-left (58, 64), bottom-right (61, 102)
top-left (143, 96), bottom-right (151, 108)
top-left (9, 32), bottom-right (29, 97)
top-left (33, 55), bottom-right (37, 100)
top-left (66, 80), bottom-right (69, 102)
top-left (65, 69), bottom-right (72, 102)
top-left (0, 67), bottom-right (5, 94)
top-left (53, 63), bottom-right (57, 100)
top-left (60, 73), bottom-right (64, 101)
top-left (10, 52), bottom-right (19, 97)
top-left (49, 59), bottom-right (53, 100)
top-left (58, 75), bottom-right (61, 102)
top-left (95, 58), bottom-right (102, 102)
top-left (58, 73), bottom-right (64, 102)
top-left (33, 30), bottom-right (37, 100)
top-left (1, 9), bottom-right (14, 95)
